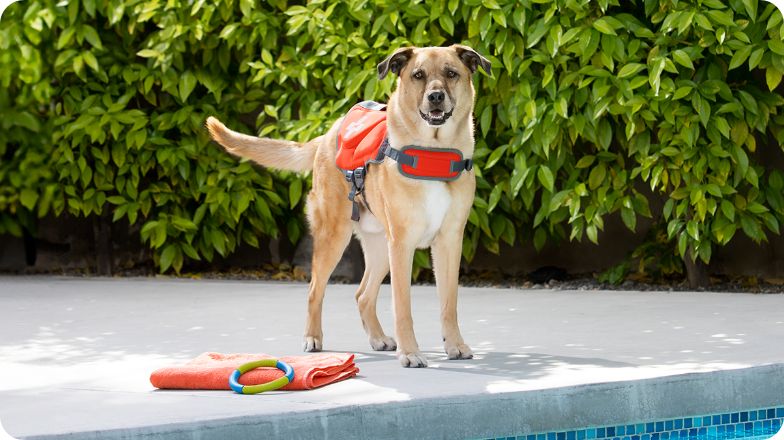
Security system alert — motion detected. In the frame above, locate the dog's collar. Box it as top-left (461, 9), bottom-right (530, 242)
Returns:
top-left (378, 138), bottom-right (473, 181)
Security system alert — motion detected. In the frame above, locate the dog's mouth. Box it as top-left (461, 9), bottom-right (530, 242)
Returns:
top-left (419, 109), bottom-right (453, 126)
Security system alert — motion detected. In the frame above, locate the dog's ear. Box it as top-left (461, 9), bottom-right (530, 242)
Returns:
top-left (377, 47), bottom-right (414, 79)
top-left (453, 45), bottom-right (492, 75)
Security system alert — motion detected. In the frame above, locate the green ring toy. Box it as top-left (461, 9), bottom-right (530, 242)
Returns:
top-left (229, 359), bottom-right (295, 395)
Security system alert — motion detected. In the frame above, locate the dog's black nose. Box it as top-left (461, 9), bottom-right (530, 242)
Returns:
top-left (427, 91), bottom-right (445, 104)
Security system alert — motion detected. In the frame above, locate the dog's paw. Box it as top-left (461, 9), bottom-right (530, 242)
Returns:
top-left (398, 351), bottom-right (428, 368)
top-left (369, 336), bottom-right (397, 351)
top-left (445, 342), bottom-right (473, 360)
top-left (303, 336), bottom-right (322, 352)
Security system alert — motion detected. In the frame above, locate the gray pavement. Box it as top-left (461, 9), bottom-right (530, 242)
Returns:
top-left (0, 277), bottom-right (782, 439)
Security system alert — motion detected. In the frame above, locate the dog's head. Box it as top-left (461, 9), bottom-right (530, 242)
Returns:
top-left (378, 45), bottom-right (491, 128)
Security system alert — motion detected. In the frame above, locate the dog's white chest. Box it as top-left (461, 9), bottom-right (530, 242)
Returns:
top-left (416, 181), bottom-right (451, 248)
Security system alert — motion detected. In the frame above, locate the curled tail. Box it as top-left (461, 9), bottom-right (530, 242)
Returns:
top-left (206, 116), bottom-right (316, 172)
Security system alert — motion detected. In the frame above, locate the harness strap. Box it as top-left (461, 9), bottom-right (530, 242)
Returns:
top-left (344, 167), bottom-right (366, 222)
top-left (450, 158), bottom-right (474, 173)
top-left (379, 140), bottom-right (417, 167)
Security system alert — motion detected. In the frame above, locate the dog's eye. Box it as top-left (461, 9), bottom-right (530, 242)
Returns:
top-left (446, 70), bottom-right (458, 79)
top-left (413, 70), bottom-right (424, 80)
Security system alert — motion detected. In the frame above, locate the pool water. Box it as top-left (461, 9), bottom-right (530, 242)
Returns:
top-left (483, 407), bottom-right (784, 440)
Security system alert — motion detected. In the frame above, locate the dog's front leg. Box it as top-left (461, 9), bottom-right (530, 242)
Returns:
top-left (388, 238), bottom-right (428, 368)
top-left (431, 233), bottom-right (473, 360)
top-left (432, 175), bottom-right (475, 360)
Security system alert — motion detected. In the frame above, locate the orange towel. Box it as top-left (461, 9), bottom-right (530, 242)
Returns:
top-left (150, 352), bottom-right (359, 391)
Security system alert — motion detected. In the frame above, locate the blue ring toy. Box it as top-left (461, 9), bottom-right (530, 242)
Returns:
top-left (229, 359), bottom-right (295, 394)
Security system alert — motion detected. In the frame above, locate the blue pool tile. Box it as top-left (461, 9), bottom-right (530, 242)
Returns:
top-left (731, 413), bottom-right (739, 423)
top-left (773, 419), bottom-right (781, 429)
top-left (548, 433), bottom-right (556, 440)
top-left (646, 423), bottom-right (654, 433)
top-left (674, 420), bottom-right (683, 430)
top-left (631, 435), bottom-right (639, 440)
top-left (665, 421), bottom-right (674, 431)
top-left (616, 427), bottom-right (624, 436)
top-left (703, 417), bottom-right (711, 427)
top-left (607, 428), bottom-right (615, 437)
top-left (685, 419), bottom-right (693, 429)
top-left (656, 423), bottom-right (664, 433)
top-left (628, 425), bottom-right (636, 435)
top-left (741, 412), bottom-right (749, 422)
top-left (778, 408), bottom-right (784, 418)
top-left (768, 409), bottom-right (776, 419)
top-left (660, 432), bottom-right (669, 440)
top-left (636, 425), bottom-right (644, 434)
top-left (578, 431), bottom-right (586, 440)
top-left (722, 414), bottom-right (730, 424)
top-left (597, 428), bottom-right (606, 438)
top-left (694, 418), bottom-right (702, 428)
top-left (538, 434), bottom-right (546, 440)
top-left (557, 432), bottom-right (565, 440)
top-left (568, 431), bottom-right (576, 440)
top-left (641, 435), bottom-right (649, 440)
top-left (751, 411), bottom-right (758, 421)
top-left (763, 420), bottom-right (772, 429)
top-left (587, 429), bottom-right (596, 439)
top-left (528, 435), bottom-right (536, 440)
top-left (759, 410), bottom-right (767, 420)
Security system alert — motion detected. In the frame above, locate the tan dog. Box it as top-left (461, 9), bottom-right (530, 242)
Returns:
top-left (207, 45), bottom-right (490, 368)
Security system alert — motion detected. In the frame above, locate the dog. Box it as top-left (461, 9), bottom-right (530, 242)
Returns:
top-left (207, 45), bottom-right (491, 367)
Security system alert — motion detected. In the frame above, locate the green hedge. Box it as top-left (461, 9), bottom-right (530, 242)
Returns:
top-left (1, 0), bottom-right (783, 276)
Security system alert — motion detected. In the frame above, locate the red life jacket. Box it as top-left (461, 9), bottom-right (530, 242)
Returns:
top-left (335, 101), bottom-right (474, 220)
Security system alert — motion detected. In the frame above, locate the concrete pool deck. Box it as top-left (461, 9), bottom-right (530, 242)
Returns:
top-left (0, 276), bottom-right (782, 439)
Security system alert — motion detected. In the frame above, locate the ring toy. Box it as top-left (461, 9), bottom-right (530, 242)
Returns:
top-left (229, 359), bottom-right (295, 395)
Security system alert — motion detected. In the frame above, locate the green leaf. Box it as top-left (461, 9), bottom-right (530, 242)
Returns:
top-left (618, 63), bottom-right (646, 78)
top-left (289, 179), bottom-right (302, 206)
top-left (766, 67), bottom-right (783, 91)
top-left (588, 164), bottom-right (606, 190)
top-left (480, 105), bottom-right (492, 137)
top-left (159, 244), bottom-right (178, 272)
top-left (136, 49), bottom-right (160, 58)
top-left (81, 25), bottom-right (103, 49)
top-left (576, 155), bottom-right (595, 168)
top-left (672, 50), bottom-right (694, 70)
top-left (769, 40), bottom-right (784, 56)
top-left (729, 46), bottom-right (753, 70)
top-left (537, 166), bottom-right (555, 192)
top-left (593, 17), bottom-right (617, 35)
top-left (619, 205), bottom-right (635, 232)
top-left (20, 189), bottom-right (39, 210)
top-left (179, 71), bottom-right (197, 102)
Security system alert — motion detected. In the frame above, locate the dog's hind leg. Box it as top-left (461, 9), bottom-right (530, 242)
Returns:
top-left (354, 231), bottom-right (396, 351)
top-left (303, 194), bottom-right (353, 352)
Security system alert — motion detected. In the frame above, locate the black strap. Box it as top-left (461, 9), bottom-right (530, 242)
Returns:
top-left (380, 140), bottom-right (417, 168)
top-left (450, 159), bottom-right (474, 173)
top-left (345, 167), bottom-right (367, 221)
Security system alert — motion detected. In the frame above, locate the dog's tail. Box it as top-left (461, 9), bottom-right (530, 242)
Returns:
top-left (206, 116), bottom-right (316, 172)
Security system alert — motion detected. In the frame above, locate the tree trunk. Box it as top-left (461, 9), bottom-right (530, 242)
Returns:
top-left (684, 248), bottom-right (709, 289)
top-left (93, 214), bottom-right (113, 275)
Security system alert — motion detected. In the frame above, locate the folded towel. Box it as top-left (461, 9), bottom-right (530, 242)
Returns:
top-left (150, 352), bottom-right (358, 391)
